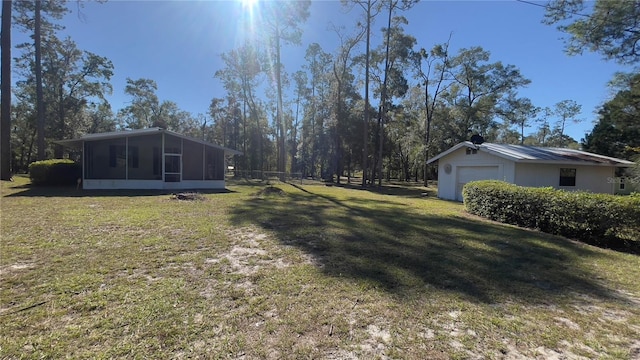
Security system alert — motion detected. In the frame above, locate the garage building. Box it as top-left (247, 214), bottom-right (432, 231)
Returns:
top-left (427, 142), bottom-right (634, 201)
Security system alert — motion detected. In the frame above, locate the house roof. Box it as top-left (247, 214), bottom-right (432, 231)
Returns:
top-left (55, 127), bottom-right (243, 156)
top-left (427, 142), bottom-right (634, 167)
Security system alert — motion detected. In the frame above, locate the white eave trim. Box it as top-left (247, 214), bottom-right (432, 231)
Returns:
top-left (427, 142), bottom-right (474, 164)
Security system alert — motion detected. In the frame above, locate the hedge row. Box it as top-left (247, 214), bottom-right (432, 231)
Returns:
top-left (463, 180), bottom-right (640, 253)
top-left (29, 159), bottom-right (81, 186)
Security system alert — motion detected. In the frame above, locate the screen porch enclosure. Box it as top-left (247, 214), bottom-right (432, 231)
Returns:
top-left (83, 133), bottom-right (224, 182)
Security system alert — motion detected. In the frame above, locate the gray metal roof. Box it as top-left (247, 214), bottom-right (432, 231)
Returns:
top-left (428, 142), bottom-right (634, 167)
top-left (55, 127), bottom-right (243, 156)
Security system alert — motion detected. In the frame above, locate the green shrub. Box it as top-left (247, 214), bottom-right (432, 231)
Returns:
top-left (463, 180), bottom-right (640, 253)
top-left (29, 159), bottom-right (81, 186)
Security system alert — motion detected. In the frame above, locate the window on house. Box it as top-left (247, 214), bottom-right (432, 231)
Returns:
top-left (559, 168), bottom-right (576, 186)
top-left (465, 148), bottom-right (477, 155)
top-left (620, 178), bottom-right (625, 190)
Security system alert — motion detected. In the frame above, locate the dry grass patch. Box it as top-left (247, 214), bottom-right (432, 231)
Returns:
top-left (1, 176), bottom-right (639, 359)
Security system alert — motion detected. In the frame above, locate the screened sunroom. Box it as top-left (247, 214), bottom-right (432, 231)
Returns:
top-left (56, 128), bottom-right (242, 190)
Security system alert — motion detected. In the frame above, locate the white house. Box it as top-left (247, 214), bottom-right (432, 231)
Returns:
top-left (56, 128), bottom-right (242, 190)
top-left (427, 142), bottom-right (635, 201)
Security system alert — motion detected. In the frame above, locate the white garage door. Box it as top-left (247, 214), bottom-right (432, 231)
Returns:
top-left (456, 166), bottom-right (500, 201)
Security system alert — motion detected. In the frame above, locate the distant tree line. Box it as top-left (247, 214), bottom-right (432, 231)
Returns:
top-left (1, 0), bottom-right (638, 182)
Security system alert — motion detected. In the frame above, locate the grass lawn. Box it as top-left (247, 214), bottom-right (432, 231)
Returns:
top-left (1, 176), bottom-right (640, 359)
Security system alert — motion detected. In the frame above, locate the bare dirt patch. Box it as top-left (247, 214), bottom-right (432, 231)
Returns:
top-left (355, 324), bottom-right (393, 358)
top-left (255, 186), bottom-right (286, 197)
top-left (205, 227), bottom-right (293, 277)
top-left (554, 316), bottom-right (581, 331)
top-left (0, 262), bottom-right (34, 276)
top-left (616, 289), bottom-right (640, 306)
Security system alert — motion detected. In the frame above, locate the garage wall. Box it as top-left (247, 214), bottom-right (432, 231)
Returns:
top-left (435, 145), bottom-right (620, 201)
top-left (456, 166), bottom-right (501, 201)
top-left (514, 163), bottom-right (556, 188)
top-left (436, 146), bottom-right (515, 201)
top-left (515, 163), bottom-right (616, 194)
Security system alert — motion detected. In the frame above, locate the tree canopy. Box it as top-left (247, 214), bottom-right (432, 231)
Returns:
top-left (4, 1), bottom-right (603, 185)
top-left (583, 73), bottom-right (640, 160)
top-left (544, 0), bottom-right (640, 64)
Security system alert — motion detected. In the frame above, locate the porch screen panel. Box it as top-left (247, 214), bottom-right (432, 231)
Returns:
top-left (85, 139), bottom-right (126, 179)
top-left (164, 134), bottom-right (182, 154)
top-left (183, 141), bottom-right (204, 180)
top-left (205, 147), bottom-right (224, 180)
top-left (128, 134), bottom-right (162, 180)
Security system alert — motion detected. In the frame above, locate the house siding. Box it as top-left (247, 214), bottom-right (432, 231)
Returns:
top-left (514, 163), bottom-right (615, 194)
top-left (435, 145), bottom-right (620, 201)
top-left (436, 147), bottom-right (516, 201)
top-left (614, 177), bottom-right (640, 195)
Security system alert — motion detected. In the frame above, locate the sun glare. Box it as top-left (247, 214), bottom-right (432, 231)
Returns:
top-left (239, 0), bottom-right (258, 10)
top-left (232, 0), bottom-right (262, 47)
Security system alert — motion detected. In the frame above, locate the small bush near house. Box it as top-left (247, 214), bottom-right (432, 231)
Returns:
top-left (29, 159), bottom-right (82, 186)
top-left (463, 180), bottom-right (640, 253)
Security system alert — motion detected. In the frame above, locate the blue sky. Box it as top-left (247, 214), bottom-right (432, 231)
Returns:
top-left (12, 0), bottom-right (634, 142)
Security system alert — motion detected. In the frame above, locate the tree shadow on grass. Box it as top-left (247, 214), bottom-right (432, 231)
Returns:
top-left (325, 182), bottom-right (437, 198)
top-left (3, 184), bottom-right (235, 198)
top-left (229, 184), bottom-right (624, 305)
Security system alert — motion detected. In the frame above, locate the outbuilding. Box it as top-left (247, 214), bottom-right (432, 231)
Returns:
top-left (427, 142), bottom-right (634, 201)
top-left (56, 127), bottom-right (242, 190)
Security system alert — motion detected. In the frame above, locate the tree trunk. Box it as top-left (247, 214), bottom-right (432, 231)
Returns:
top-left (386, 147), bottom-right (392, 181)
top-left (333, 69), bottom-right (342, 184)
top-left (242, 99), bottom-right (247, 173)
top-left (347, 151), bottom-right (352, 184)
top-left (255, 110), bottom-right (263, 172)
top-left (371, 124), bottom-right (379, 184)
top-left (26, 127), bottom-right (37, 171)
top-left (275, 23), bottom-right (286, 181)
top-left (361, 0), bottom-right (371, 187)
top-left (377, 0), bottom-right (393, 187)
top-left (291, 90), bottom-right (301, 174)
top-left (55, 84), bottom-right (65, 158)
top-left (311, 112), bottom-right (316, 178)
top-left (35, 0), bottom-right (46, 160)
top-left (401, 146), bottom-right (409, 181)
top-left (1, 0), bottom-right (12, 179)
top-left (423, 82), bottom-right (431, 187)
top-left (377, 111), bottom-right (383, 186)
